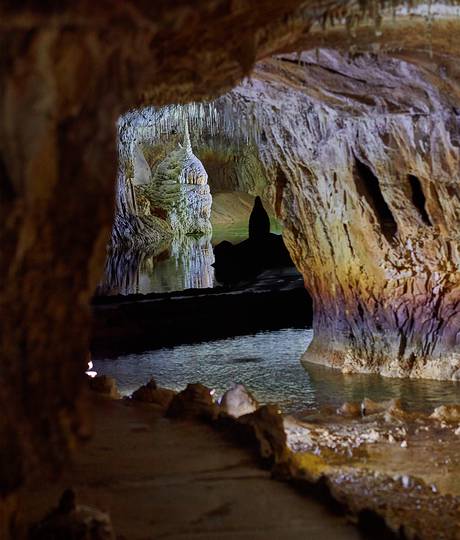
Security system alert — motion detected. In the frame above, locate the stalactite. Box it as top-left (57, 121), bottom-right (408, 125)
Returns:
top-left (124, 93), bottom-right (262, 155)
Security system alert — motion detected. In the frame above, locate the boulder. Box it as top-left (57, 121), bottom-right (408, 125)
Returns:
top-left (430, 405), bottom-right (460, 422)
top-left (88, 376), bottom-right (120, 399)
top-left (238, 405), bottom-right (287, 462)
top-left (220, 384), bottom-right (258, 417)
top-left (337, 401), bottom-right (362, 417)
top-left (361, 398), bottom-right (403, 416)
top-left (166, 383), bottom-right (218, 420)
top-left (131, 378), bottom-right (175, 410)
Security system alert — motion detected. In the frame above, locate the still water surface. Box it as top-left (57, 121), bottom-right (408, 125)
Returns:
top-left (93, 328), bottom-right (460, 414)
top-left (98, 221), bottom-right (282, 296)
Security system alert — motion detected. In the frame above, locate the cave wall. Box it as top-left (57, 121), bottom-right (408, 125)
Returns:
top-left (0, 1), bottom-right (315, 534)
top-left (2, 1), bottom-right (460, 535)
top-left (230, 50), bottom-right (460, 379)
top-left (119, 106), bottom-right (269, 196)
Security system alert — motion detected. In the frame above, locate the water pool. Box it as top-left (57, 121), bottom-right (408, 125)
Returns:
top-left (93, 328), bottom-right (460, 414)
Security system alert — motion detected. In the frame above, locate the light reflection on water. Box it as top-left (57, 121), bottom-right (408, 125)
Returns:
top-left (97, 235), bottom-right (216, 295)
top-left (93, 328), bottom-right (460, 414)
top-left (98, 221), bottom-right (282, 295)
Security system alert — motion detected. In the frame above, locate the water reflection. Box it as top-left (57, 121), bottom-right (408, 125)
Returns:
top-left (97, 235), bottom-right (215, 295)
top-left (149, 235), bottom-right (215, 292)
top-left (93, 328), bottom-right (460, 414)
top-left (304, 363), bottom-right (460, 413)
top-left (98, 222), bottom-right (282, 296)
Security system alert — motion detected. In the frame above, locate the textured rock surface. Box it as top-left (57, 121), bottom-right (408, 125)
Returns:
top-left (2, 1), bottom-right (460, 535)
top-left (1, 1), bottom-right (317, 531)
top-left (132, 144), bottom-right (151, 187)
top-left (219, 50), bottom-right (460, 380)
top-left (128, 44), bottom-right (460, 379)
top-left (116, 120), bottom-right (212, 242)
top-left (29, 489), bottom-right (114, 540)
top-left (166, 383), bottom-right (219, 420)
top-left (142, 125), bottom-right (213, 235)
top-left (131, 379), bottom-right (176, 410)
top-left (220, 383), bottom-right (259, 418)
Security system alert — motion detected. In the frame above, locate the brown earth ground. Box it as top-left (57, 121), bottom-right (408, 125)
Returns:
top-left (19, 395), bottom-right (360, 540)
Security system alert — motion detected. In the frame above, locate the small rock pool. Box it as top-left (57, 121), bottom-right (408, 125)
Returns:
top-left (93, 328), bottom-right (460, 414)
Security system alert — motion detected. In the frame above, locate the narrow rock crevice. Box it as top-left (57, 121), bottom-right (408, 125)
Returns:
top-left (408, 174), bottom-right (432, 226)
top-left (352, 157), bottom-right (398, 242)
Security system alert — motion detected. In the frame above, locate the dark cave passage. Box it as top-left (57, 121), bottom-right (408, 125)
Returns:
top-left (408, 174), bottom-right (432, 226)
top-left (353, 157), bottom-right (398, 241)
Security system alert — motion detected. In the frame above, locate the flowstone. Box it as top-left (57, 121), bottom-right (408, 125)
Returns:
top-left (146, 124), bottom-right (212, 235)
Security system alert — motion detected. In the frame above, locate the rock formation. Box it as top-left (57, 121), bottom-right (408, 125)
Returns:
top-left (220, 384), bottom-right (259, 418)
top-left (146, 43), bottom-right (460, 381)
top-left (111, 115), bottom-right (174, 249)
top-left (146, 124), bottom-right (212, 235)
top-left (113, 119), bottom-right (212, 246)
top-left (29, 489), bottom-right (114, 540)
top-left (132, 144), bottom-right (152, 187)
top-left (213, 196), bottom-right (293, 285)
top-left (217, 49), bottom-right (460, 381)
top-left (249, 196), bottom-right (271, 240)
top-left (2, 1), bottom-right (460, 535)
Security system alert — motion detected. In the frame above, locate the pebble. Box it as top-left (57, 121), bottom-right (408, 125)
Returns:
top-left (401, 475), bottom-right (411, 488)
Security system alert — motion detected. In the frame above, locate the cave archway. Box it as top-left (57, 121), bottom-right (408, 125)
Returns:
top-left (3, 3), bottom-right (460, 536)
top-left (104, 98), bottom-right (291, 296)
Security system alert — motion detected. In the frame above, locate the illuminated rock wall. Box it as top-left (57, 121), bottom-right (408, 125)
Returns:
top-left (231, 51), bottom-right (460, 379)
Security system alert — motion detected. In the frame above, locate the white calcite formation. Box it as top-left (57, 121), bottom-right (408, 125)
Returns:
top-left (220, 383), bottom-right (259, 418)
top-left (146, 124), bottom-right (212, 235)
top-left (132, 144), bottom-right (152, 186)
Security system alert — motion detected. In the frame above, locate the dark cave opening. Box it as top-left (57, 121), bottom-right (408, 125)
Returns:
top-left (275, 166), bottom-right (288, 216)
top-left (408, 174), bottom-right (432, 226)
top-left (353, 157), bottom-right (398, 242)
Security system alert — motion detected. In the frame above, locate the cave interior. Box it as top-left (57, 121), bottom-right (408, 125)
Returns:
top-left (2, 1), bottom-right (460, 539)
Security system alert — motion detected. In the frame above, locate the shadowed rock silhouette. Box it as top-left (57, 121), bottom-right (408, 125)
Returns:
top-left (249, 196), bottom-right (270, 240)
top-left (213, 196), bottom-right (293, 286)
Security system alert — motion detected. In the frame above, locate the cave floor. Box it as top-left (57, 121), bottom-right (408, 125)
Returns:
top-left (21, 396), bottom-right (360, 539)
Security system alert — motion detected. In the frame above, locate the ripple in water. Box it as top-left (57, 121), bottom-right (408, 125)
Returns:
top-left (93, 328), bottom-right (460, 414)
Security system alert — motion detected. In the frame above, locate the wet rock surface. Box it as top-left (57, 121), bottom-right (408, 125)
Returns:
top-left (160, 384), bottom-right (460, 538)
top-left (20, 379), bottom-right (460, 539)
top-left (219, 50), bottom-right (460, 380)
top-left (284, 401), bottom-right (460, 538)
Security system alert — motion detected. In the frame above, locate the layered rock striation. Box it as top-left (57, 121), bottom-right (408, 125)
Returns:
top-left (227, 50), bottom-right (460, 379)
